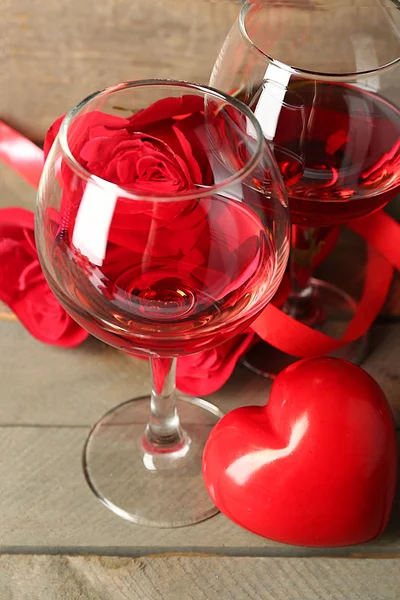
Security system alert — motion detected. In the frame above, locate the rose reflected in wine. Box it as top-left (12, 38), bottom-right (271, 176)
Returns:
top-left (252, 82), bottom-right (400, 227)
top-left (49, 192), bottom-right (277, 357)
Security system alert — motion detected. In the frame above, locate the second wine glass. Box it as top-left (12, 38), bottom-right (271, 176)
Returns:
top-left (211, 0), bottom-right (400, 376)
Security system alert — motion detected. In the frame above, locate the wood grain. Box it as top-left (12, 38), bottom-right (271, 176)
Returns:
top-left (0, 555), bottom-right (399, 599)
top-left (1, 0), bottom-right (239, 141)
top-left (0, 313), bottom-right (399, 426)
top-left (0, 315), bottom-right (274, 425)
top-left (0, 426), bottom-right (399, 556)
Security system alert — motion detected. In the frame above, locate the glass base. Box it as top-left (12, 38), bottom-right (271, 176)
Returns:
top-left (83, 395), bottom-right (223, 528)
top-left (243, 278), bottom-right (369, 379)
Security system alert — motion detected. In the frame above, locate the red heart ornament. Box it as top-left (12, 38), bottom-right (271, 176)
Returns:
top-left (203, 358), bottom-right (397, 547)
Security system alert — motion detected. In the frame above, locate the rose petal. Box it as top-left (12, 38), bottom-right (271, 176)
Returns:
top-left (0, 207), bottom-right (34, 235)
top-left (44, 115), bottom-right (65, 158)
top-left (17, 259), bottom-right (44, 292)
top-left (129, 95), bottom-right (204, 129)
top-left (70, 112), bottom-right (129, 150)
top-left (53, 319), bottom-right (90, 348)
top-left (129, 98), bottom-right (210, 186)
top-left (10, 282), bottom-right (88, 347)
top-left (0, 207), bottom-right (88, 348)
top-left (172, 125), bottom-right (203, 184)
top-left (0, 239), bottom-right (33, 304)
top-left (173, 114), bottom-right (214, 185)
top-left (80, 132), bottom-right (131, 172)
top-left (176, 331), bottom-right (256, 396)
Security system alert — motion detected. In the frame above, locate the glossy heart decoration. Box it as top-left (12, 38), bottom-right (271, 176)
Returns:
top-left (203, 358), bottom-right (397, 547)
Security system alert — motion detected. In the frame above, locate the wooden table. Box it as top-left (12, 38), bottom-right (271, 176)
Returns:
top-left (1, 164), bottom-right (400, 598)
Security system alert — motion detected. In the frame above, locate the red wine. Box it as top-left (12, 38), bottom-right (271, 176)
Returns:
top-left (46, 194), bottom-right (278, 356)
top-left (254, 82), bottom-right (400, 227)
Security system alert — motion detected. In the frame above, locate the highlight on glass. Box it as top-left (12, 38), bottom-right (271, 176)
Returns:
top-left (35, 80), bottom-right (290, 527)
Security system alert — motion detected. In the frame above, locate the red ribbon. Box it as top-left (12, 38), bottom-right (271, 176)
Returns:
top-left (0, 122), bottom-right (44, 189)
top-left (1, 120), bottom-right (399, 358)
top-left (349, 211), bottom-right (400, 272)
top-left (252, 245), bottom-right (393, 357)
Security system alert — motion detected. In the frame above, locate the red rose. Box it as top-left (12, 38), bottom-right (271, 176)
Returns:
top-left (44, 96), bottom-right (217, 263)
top-left (0, 207), bottom-right (88, 347)
top-left (176, 331), bottom-right (256, 396)
top-left (175, 275), bottom-right (292, 396)
top-left (44, 98), bottom-right (266, 307)
top-left (45, 96), bottom-right (212, 190)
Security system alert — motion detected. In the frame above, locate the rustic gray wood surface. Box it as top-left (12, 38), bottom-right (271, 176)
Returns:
top-left (1, 2), bottom-right (400, 596)
top-left (0, 555), bottom-right (399, 600)
top-left (1, 0), bottom-right (239, 142)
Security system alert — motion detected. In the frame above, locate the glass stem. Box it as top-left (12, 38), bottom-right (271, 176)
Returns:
top-left (144, 357), bottom-right (186, 452)
top-left (284, 225), bottom-right (324, 324)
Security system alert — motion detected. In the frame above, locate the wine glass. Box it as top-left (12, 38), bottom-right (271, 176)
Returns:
top-left (211, 0), bottom-right (400, 376)
top-left (35, 80), bottom-right (290, 527)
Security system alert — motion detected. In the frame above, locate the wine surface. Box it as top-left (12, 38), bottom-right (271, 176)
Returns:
top-left (252, 82), bottom-right (400, 226)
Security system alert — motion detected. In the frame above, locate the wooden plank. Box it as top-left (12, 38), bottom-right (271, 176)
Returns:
top-left (0, 555), bottom-right (399, 599)
top-left (1, 0), bottom-right (239, 141)
top-left (0, 317), bottom-right (272, 426)
top-left (0, 426), bottom-right (399, 555)
top-left (0, 316), bottom-right (399, 427)
top-left (0, 426), bottom-right (283, 554)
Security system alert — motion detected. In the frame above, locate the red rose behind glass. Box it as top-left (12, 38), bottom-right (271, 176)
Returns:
top-left (0, 207), bottom-right (88, 347)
